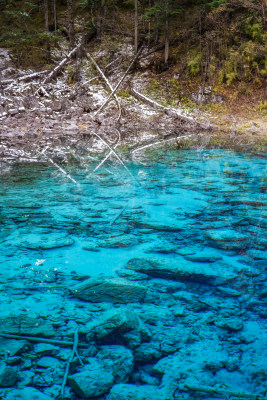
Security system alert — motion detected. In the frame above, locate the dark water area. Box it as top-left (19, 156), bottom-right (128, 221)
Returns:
top-left (0, 149), bottom-right (266, 400)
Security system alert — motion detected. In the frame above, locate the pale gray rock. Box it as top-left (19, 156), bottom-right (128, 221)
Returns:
top-left (36, 356), bottom-right (62, 369)
top-left (70, 276), bottom-right (147, 303)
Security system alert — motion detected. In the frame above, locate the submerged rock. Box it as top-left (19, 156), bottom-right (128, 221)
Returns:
top-left (96, 345), bottom-right (134, 383)
top-left (0, 315), bottom-right (56, 337)
top-left (5, 387), bottom-right (54, 400)
top-left (0, 338), bottom-right (30, 357)
top-left (106, 383), bottom-right (168, 400)
top-left (125, 257), bottom-right (237, 285)
top-left (215, 318), bottom-right (244, 332)
top-left (70, 276), bottom-right (147, 303)
top-left (82, 307), bottom-right (151, 348)
top-left (0, 362), bottom-right (18, 387)
top-left (18, 232), bottom-right (75, 250)
top-left (68, 358), bottom-right (114, 398)
top-left (205, 229), bottom-right (249, 250)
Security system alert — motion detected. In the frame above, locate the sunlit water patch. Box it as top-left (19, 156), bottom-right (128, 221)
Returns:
top-left (0, 149), bottom-right (266, 399)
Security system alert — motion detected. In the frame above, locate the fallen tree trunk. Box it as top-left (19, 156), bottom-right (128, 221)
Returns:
top-left (128, 85), bottom-right (212, 130)
top-left (0, 70), bottom-right (48, 86)
top-left (87, 52), bottom-right (121, 121)
top-left (43, 40), bottom-right (84, 84)
top-left (94, 46), bottom-right (143, 117)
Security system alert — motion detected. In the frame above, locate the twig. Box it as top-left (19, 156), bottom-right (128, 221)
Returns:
top-left (61, 327), bottom-right (83, 399)
top-left (0, 333), bottom-right (87, 348)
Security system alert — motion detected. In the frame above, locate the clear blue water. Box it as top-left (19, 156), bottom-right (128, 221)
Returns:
top-left (0, 149), bottom-right (266, 399)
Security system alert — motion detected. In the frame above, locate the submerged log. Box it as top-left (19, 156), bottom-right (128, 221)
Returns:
top-left (128, 85), bottom-right (212, 130)
top-left (0, 333), bottom-right (88, 348)
top-left (182, 383), bottom-right (267, 400)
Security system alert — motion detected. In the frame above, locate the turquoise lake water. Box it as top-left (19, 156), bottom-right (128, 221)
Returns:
top-left (0, 148), bottom-right (266, 399)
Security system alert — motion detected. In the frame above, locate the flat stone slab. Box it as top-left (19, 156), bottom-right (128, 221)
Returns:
top-left (18, 232), bottom-right (75, 250)
top-left (69, 276), bottom-right (147, 303)
top-left (0, 315), bottom-right (56, 337)
top-left (205, 229), bottom-right (249, 250)
top-left (125, 258), bottom-right (238, 285)
top-left (106, 384), bottom-right (168, 400)
top-left (5, 387), bottom-right (54, 400)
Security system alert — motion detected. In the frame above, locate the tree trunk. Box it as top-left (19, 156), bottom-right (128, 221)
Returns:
top-left (148, 0), bottom-right (151, 45)
top-left (112, 0), bottom-right (116, 28)
top-left (154, 15), bottom-right (159, 43)
top-left (134, 0), bottom-right (138, 54)
top-left (52, 0), bottom-right (56, 30)
top-left (164, 0), bottom-right (169, 66)
top-left (44, 0), bottom-right (50, 60)
top-left (67, 0), bottom-right (75, 48)
top-left (97, 0), bottom-right (103, 38)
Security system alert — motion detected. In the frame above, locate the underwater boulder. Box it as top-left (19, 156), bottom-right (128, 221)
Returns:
top-left (96, 345), bottom-right (134, 383)
top-left (17, 231), bottom-right (75, 250)
top-left (125, 258), bottom-right (238, 285)
top-left (68, 358), bottom-right (114, 398)
top-left (81, 307), bottom-right (151, 348)
top-left (205, 229), bottom-right (249, 250)
top-left (0, 338), bottom-right (30, 357)
top-left (5, 387), bottom-right (58, 399)
top-left (106, 383), bottom-right (168, 400)
top-left (215, 317), bottom-right (244, 332)
top-left (0, 362), bottom-right (18, 387)
top-left (69, 276), bottom-right (147, 303)
top-left (0, 315), bottom-right (56, 337)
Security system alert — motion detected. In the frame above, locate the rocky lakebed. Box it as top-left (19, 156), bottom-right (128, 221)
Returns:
top-left (0, 148), bottom-right (266, 400)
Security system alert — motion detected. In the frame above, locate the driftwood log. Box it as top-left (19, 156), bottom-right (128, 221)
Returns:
top-left (128, 85), bottom-right (212, 130)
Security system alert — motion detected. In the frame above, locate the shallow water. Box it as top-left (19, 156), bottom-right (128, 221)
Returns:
top-left (0, 148), bottom-right (266, 399)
